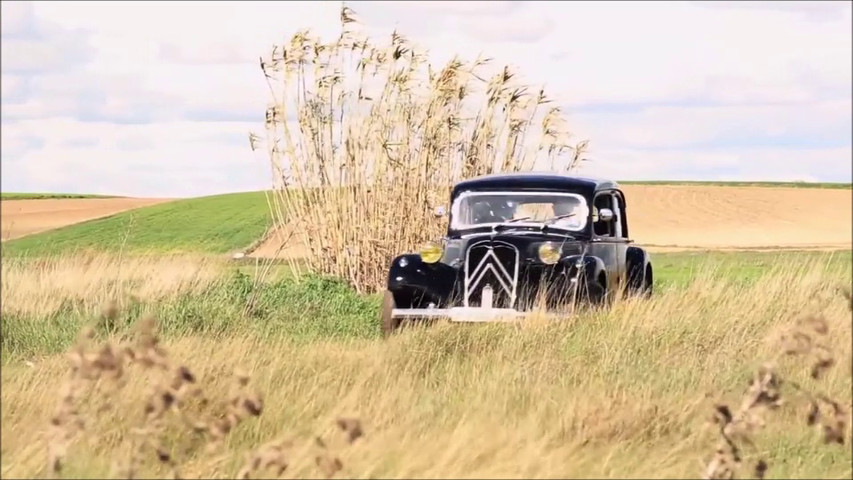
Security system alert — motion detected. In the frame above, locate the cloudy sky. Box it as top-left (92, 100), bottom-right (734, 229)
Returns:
top-left (1, 1), bottom-right (850, 198)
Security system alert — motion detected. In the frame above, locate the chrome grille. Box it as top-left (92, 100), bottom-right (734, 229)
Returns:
top-left (463, 240), bottom-right (520, 308)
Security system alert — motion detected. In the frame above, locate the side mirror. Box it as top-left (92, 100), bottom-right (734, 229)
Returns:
top-left (598, 208), bottom-right (614, 222)
top-left (434, 205), bottom-right (447, 218)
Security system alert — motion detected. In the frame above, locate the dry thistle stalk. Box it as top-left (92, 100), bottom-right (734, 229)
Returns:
top-left (47, 324), bottom-right (123, 478)
top-left (313, 434), bottom-right (343, 479)
top-left (703, 365), bottom-right (783, 479)
top-left (702, 289), bottom-right (851, 479)
top-left (335, 417), bottom-right (363, 444)
top-left (236, 438), bottom-right (294, 480)
top-left (47, 303), bottom-right (267, 480)
top-left (236, 417), bottom-right (364, 480)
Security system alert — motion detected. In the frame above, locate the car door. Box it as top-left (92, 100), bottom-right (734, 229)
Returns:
top-left (611, 190), bottom-right (630, 291)
top-left (588, 190), bottom-right (619, 292)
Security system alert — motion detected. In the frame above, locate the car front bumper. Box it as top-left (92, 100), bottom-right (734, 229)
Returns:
top-left (390, 306), bottom-right (564, 323)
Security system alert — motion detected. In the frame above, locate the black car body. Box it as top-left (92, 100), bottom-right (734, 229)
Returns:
top-left (381, 172), bottom-right (653, 335)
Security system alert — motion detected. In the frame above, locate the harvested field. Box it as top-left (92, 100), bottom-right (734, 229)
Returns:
top-left (623, 185), bottom-right (853, 250)
top-left (1, 198), bottom-right (174, 242)
top-left (248, 184), bottom-right (853, 258)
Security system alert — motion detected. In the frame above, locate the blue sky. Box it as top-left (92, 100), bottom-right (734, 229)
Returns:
top-left (1, 0), bottom-right (851, 198)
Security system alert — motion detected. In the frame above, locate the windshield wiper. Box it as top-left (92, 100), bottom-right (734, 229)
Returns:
top-left (491, 216), bottom-right (533, 232)
top-left (538, 213), bottom-right (579, 238)
top-left (543, 213), bottom-right (576, 225)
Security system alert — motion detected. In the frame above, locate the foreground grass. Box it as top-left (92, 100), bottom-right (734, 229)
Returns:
top-left (1, 251), bottom-right (850, 479)
top-left (1, 191), bottom-right (274, 257)
top-left (0, 193), bottom-right (120, 200)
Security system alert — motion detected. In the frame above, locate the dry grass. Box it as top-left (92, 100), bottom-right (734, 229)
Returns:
top-left (254, 5), bottom-right (588, 292)
top-left (2, 256), bottom-right (850, 479)
top-left (1, 254), bottom-right (225, 318)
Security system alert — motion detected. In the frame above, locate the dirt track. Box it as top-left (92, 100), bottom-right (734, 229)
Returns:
top-left (249, 185), bottom-right (852, 258)
top-left (0, 198), bottom-right (174, 241)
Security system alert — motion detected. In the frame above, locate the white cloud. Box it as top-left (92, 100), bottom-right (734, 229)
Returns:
top-left (0, 1), bottom-right (34, 37)
top-left (690, 1), bottom-right (851, 21)
top-left (1, 118), bottom-right (269, 197)
top-left (0, 75), bottom-right (27, 103)
top-left (578, 146), bottom-right (853, 184)
top-left (569, 99), bottom-right (852, 149)
top-left (440, 4), bottom-right (555, 44)
top-left (1, 0), bottom-right (850, 197)
top-left (0, 1), bottom-right (93, 74)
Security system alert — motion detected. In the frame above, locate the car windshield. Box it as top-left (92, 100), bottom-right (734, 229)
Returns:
top-left (450, 191), bottom-right (590, 231)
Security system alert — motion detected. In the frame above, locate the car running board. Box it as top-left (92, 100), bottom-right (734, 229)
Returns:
top-left (390, 307), bottom-right (564, 323)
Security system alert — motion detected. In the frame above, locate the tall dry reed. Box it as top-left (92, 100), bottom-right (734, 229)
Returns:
top-left (253, 5), bottom-right (589, 292)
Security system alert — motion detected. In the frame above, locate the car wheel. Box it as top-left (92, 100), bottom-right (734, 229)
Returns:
top-left (573, 279), bottom-right (606, 307)
top-left (380, 290), bottom-right (400, 338)
top-left (627, 265), bottom-right (653, 299)
top-left (642, 274), bottom-right (653, 298)
top-left (586, 280), bottom-right (606, 305)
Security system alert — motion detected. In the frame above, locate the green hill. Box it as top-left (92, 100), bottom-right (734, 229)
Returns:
top-left (2, 191), bottom-right (274, 257)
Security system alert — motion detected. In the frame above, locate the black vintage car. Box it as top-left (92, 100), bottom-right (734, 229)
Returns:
top-left (381, 172), bottom-right (653, 336)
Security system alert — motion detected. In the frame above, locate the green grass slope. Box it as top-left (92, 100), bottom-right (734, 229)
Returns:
top-left (0, 193), bottom-right (120, 200)
top-left (2, 191), bottom-right (273, 257)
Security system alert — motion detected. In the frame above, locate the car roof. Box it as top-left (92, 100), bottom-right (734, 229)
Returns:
top-left (451, 171), bottom-right (619, 198)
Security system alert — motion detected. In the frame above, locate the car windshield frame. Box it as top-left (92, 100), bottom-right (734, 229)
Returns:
top-left (449, 190), bottom-right (590, 233)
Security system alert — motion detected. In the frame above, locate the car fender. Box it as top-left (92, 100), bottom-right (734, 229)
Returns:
top-left (626, 246), bottom-right (652, 289)
top-left (559, 254), bottom-right (607, 286)
top-left (386, 254), bottom-right (458, 308)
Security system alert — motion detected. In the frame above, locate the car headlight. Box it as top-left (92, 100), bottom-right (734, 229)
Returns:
top-left (538, 242), bottom-right (561, 265)
top-left (419, 241), bottom-right (444, 264)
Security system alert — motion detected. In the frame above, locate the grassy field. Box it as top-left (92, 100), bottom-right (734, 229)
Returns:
top-left (1, 181), bottom-right (851, 478)
top-left (0, 193), bottom-right (121, 200)
top-left (1, 191), bottom-right (274, 257)
top-left (1, 250), bottom-right (850, 478)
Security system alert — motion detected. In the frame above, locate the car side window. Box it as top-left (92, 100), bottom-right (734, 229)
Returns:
top-left (593, 192), bottom-right (615, 237)
top-left (612, 191), bottom-right (628, 239)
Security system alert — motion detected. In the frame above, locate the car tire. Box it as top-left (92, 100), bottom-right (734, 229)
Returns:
top-left (626, 265), bottom-right (653, 299)
top-left (573, 279), bottom-right (606, 307)
top-left (380, 290), bottom-right (401, 338)
top-left (640, 275), bottom-right (652, 298)
top-left (586, 280), bottom-right (606, 305)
